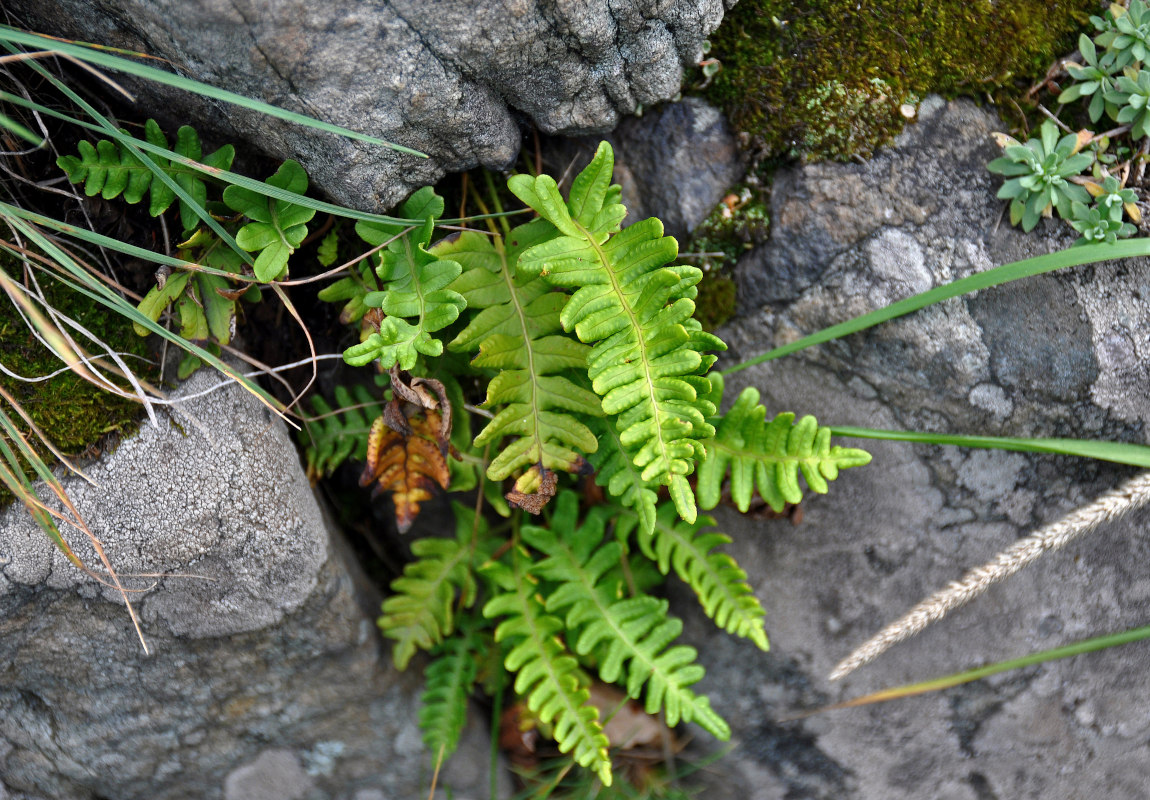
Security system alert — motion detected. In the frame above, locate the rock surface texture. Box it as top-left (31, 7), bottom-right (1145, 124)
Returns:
top-left (7, 0), bottom-right (728, 210)
top-left (691, 96), bottom-right (1150, 799)
top-left (542, 96), bottom-right (746, 240)
top-left (0, 369), bottom-right (495, 799)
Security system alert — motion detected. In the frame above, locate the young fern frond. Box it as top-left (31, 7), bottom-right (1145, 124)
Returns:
top-left (222, 160), bottom-right (316, 281)
top-left (522, 492), bottom-right (730, 739)
top-left (616, 504), bottom-right (769, 651)
top-left (297, 384), bottom-right (382, 483)
top-left (419, 622), bottom-right (486, 761)
top-left (342, 188), bottom-right (465, 369)
top-left (696, 374), bottom-right (872, 513)
top-left (57, 119), bottom-right (234, 233)
top-left (508, 142), bottom-right (724, 525)
top-left (483, 545), bottom-right (613, 785)
top-left (378, 503), bottom-right (491, 669)
top-left (437, 223), bottom-right (603, 484)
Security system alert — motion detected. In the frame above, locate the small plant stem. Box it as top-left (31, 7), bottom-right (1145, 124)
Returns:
top-left (829, 469), bottom-right (1150, 680)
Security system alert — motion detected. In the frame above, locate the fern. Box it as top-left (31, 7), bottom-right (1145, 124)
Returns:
top-left (522, 492), bottom-right (730, 739)
top-left (317, 261), bottom-right (377, 325)
top-left (57, 119), bottom-right (234, 232)
top-left (437, 222), bottom-right (603, 484)
top-left (378, 502), bottom-right (491, 669)
top-left (616, 504), bottom-right (769, 651)
top-left (297, 384), bottom-right (382, 483)
top-left (586, 417), bottom-right (660, 538)
top-left (508, 142), bottom-right (724, 525)
top-left (483, 545), bottom-right (613, 785)
top-left (222, 160), bottom-right (316, 281)
top-left (696, 374), bottom-right (872, 513)
top-left (419, 622), bottom-right (485, 761)
top-left (342, 188), bottom-right (465, 370)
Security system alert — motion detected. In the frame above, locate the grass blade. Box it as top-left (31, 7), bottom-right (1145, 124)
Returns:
top-left (830, 427), bottom-right (1150, 468)
top-left (722, 240), bottom-right (1150, 376)
top-left (798, 624), bottom-right (1150, 717)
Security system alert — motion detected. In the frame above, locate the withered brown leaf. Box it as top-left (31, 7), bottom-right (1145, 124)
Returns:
top-left (359, 411), bottom-right (451, 533)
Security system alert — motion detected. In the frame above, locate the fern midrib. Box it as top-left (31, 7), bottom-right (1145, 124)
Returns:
top-left (558, 543), bottom-right (702, 714)
top-left (573, 219), bottom-right (673, 475)
top-left (269, 198), bottom-right (294, 254)
top-left (498, 242), bottom-right (546, 464)
top-left (512, 552), bottom-right (605, 765)
top-left (652, 515), bottom-right (749, 618)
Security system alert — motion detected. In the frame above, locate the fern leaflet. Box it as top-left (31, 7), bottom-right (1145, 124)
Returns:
top-left (378, 502), bottom-right (492, 669)
top-left (616, 503), bottom-right (769, 651)
top-left (57, 119), bottom-right (234, 232)
top-left (343, 188), bottom-right (465, 369)
top-left (508, 142), bottom-right (724, 525)
top-left (696, 374), bottom-right (872, 513)
top-left (297, 384), bottom-right (382, 483)
top-left (522, 492), bottom-right (730, 739)
top-left (436, 223), bottom-right (603, 484)
top-left (586, 417), bottom-right (659, 537)
top-left (419, 621), bottom-right (486, 761)
top-left (483, 545), bottom-right (612, 785)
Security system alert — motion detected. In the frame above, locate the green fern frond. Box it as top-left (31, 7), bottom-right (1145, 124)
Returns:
top-left (586, 417), bottom-right (659, 536)
top-left (508, 142), bottom-right (724, 525)
top-left (297, 384), bottom-right (382, 482)
top-left (483, 546), bottom-right (613, 785)
top-left (316, 262), bottom-right (376, 325)
top-left (222, 160), bottom-right (317, 281)
top-left (57, 119), bottom-right (234, 232)
top-left (522, 493), bottom-right (730, 739)
top-left (616, 504), bottom-right (769, 652)
top-left (419, 622), bottom-right (486, 761)
top-left (696, 374), bottom-right (872, 513)
top-left (342, 188), bottom-right (465, 369)
top-left (379, 502), bottom-right (492, 669)
top-left (437, 224), bottom-right (603, 481)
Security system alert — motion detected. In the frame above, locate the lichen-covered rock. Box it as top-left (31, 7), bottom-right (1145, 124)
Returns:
top-left (0, 368), bottom-right (498, 799)
top-left (9, 0), bottom-right (728, 210)
top-left (689, 97), bottom-right (1150, 798)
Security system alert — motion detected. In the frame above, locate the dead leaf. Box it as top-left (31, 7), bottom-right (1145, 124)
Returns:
top-left (506, 465), bottom-right (557, 514)
top-left (359, 411), bottom-right (451, 532)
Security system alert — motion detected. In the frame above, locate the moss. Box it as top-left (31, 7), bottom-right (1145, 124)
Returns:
top-left (703, 0), bottom-right (1096, 162)
top-left (683, 186), bottom-right (770, 329)
top-left (0, 254), bottom-right (152, 504)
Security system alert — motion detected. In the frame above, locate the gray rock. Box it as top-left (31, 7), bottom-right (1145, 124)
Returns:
top-left (542, 96), bottom-right (747, 240)
top-left (8, 0), bottom-right (728, 211)
top-left (0, 368), bottom-right (500, 799)
top-left (686, 97), bottom-right (1150, 798)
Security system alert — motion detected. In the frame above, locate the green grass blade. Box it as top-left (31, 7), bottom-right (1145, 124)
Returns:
top-left (830, 426), bottom-right (1150, 468)
top-left (808, 624), bottom-right (1150, 714)
top-left (0, 109), bottom-right (44, 145)
top-left (0, 26), bottom-right (427, 157)
top-left (3, 48), bottom-right (253, 264)
top-left (1, 209), bottom-right (286, 417)
top-left (0, 90), bottom-right (429, 228)
top-left (722, 239), bottom-right (1150, 376)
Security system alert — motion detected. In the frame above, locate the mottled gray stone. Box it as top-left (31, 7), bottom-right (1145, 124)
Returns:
top-left (0, 368), bottom-right (500, 799)
top-left (7, 0), bottom-right (728, 211)
top-left (543, 96), bottom-right (747, 240)
top-left (687, 97), bottom-right (1150, 798)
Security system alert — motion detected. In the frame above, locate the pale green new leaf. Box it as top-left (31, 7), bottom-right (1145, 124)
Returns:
top-left (522, 492), bottom-right (730, 738)
top-left (508, 142), bottom-right (724, 524)
top-left (696, 374), bottom-right (872, 513)
top-left (438, 224), bottom-right (602, 481)
top-left (343, 188), bottom-right (464, 369)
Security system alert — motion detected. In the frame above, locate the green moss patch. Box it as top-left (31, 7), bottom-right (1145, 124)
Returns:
top-left (704, 0), bottom-right (1095, 161)
top-left (0, 261), bottom-right (152, 504)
